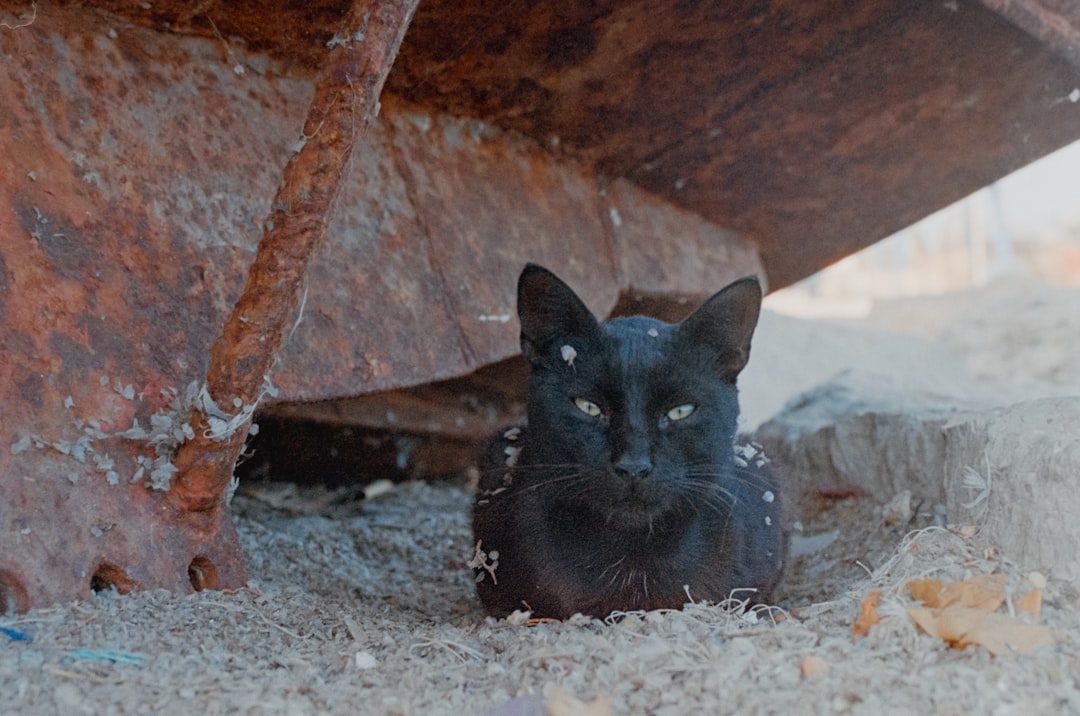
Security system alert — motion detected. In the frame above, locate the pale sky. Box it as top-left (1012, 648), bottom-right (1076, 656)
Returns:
top-left (996, 138), bottom-right (1080, 239)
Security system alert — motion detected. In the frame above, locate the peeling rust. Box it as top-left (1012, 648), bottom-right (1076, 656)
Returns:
top-left (980, 0), bottom-right (1080, 68)
top-left (0, 1), bottom-right (418, 610)
top-left (169, 0), bottom-right (420, 513)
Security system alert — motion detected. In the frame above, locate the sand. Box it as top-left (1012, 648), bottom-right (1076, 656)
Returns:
top-left (2, 277), bottom-right (1079, 715)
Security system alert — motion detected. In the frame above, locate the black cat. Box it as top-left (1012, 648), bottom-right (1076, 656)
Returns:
top-left (471, 264), bottom-right (783, 619)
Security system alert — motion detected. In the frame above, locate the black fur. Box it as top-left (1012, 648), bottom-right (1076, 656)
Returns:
top-left (471, 264), bottom-right (783, 619)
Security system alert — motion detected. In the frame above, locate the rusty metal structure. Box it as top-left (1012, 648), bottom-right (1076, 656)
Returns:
top-left (1, 0), bottom-right (1078, 612)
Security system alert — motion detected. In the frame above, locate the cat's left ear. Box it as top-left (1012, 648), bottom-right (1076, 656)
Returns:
top-left (675, 276), bottom-right (762, 382)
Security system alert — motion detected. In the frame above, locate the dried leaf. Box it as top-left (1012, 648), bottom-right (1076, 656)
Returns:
top-left (906, 574), bottom-right (1006, 611)
top-left (908, 605), bottom-right (1053, 656)
top-left (907, 606), bottom-right (941, 639)
top-left (940, 573), bottom-right (1006, 611)
top-left (852, 590), bottom-right (882, 637)
top-left (1015, 588), bottom-right (1042, 620)
top-left (907, 578), bottom-right (945, 607)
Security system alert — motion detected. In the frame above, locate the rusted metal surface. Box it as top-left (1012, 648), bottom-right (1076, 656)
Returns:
top-left (383, 0), bottom-right (1080, 289)
top-left (0, 1), bottom-right (419, 610)
top-left (169, 0), bottom-right (420, 514)
top-left (0, 6), bottom-right (301, 610)
top-left (981, 0), bottom-right (1080, 68)
top-left (268, 109), bottom-right (765, 402)
top-left (0, 2), bottom-right (763, 610)
top-left (29, 1), bottom-right (1080, 290)
top-left (54, 0), bottom-right (356, 69)
top-left (4, 0), bottom-right (1080, 611)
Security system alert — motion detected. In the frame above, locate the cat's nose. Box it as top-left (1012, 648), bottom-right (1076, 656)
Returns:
top-left (615, 454), bottom-right (653, 480)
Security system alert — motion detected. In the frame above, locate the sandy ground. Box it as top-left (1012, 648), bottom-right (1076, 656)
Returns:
top-left (2, 277), bottom-right (1079, 715)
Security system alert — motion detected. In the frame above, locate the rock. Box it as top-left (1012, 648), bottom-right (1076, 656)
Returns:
top-left (758, 368), bottom-right (1080, 580)
top-left (943, 398), bottom-right (1080, 581)
top-left (755, 370), bottom-right (980, 502)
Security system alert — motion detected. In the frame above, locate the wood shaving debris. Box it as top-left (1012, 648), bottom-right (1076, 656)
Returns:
top-left (734, 442), bottom-right (769, 468)
top-left (362, 479), bottom-right (394, 501)
top-left (504, 445), bottom-right (522, 467)
top-left (354, 651), bottom-right (378, 669)
top-left (467, 540), bottom-right (499, 585)
top-left (506, 609), bottom-right (533, 626)
top-left (560, 344), bottom-right (577, 367)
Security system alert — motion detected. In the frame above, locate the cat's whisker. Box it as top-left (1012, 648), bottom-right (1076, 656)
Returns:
top-left (477, 462), bottom-right (585, 481)
top-left (680, 477), bottom-right (737, 503)
top-left (599, 556), bottom-right (628, 590)
top-left (682, 464), bottom-right (774, 493)
top-left (677, 481), bottom-right (739, 520)
top-left (516, 471), bottom-right (598, 497)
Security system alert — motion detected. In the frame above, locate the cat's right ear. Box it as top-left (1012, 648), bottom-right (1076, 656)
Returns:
top-left (517, 264), bottom-right (599, 365)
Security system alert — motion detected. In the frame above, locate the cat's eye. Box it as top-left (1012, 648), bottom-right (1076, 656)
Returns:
top-left (666, 404), bottom-right (696, 421)
top-left (574, 398), bottom-right (602, 417)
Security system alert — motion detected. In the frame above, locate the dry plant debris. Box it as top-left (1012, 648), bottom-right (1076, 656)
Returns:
top-left (851, 590), bottom-right (883, 637)
top-left (905, 573), bottom-right (1054, 655)
top-left (1, 482), bottom-right (1079, 714)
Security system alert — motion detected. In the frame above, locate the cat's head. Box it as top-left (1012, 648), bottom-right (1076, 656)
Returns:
top-left (516, 263), bottom-right (762, 530)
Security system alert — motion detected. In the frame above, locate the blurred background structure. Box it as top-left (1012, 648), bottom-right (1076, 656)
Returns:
top-left (770, 138), bottom-right (1080, 317)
